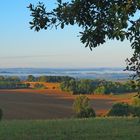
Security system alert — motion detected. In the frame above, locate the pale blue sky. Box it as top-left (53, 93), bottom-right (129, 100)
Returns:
top-left (0, 0), bottom-right (134, 68)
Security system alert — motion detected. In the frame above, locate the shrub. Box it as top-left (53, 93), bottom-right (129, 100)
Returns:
top-left (132, 97), bottom-right (140, 107)
top-left (34, 83), bottom-right (46, 89)
top-left (107, 102), bottom-right (131, 116)
top-left (73, 95), bottom-right (96, 118)
top-left (94, 86), bottom-right (106, 95)
top-left (77, 107), bottom-right (96, 118)
top-left (131, 96), bottom-right (140, 117)
top-left (0, 108), bottom-right (3, 120)
top-left (26, 83), bottom-right (30, 88)
top-left (131, 106), bottom-right (140, 117)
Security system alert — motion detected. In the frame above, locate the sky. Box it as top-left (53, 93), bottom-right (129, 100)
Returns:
top-left (0, 0), bottom-right (135, 68)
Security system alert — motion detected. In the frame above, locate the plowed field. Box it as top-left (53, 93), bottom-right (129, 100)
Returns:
top-left (0, 89), bottom-right (133, 120)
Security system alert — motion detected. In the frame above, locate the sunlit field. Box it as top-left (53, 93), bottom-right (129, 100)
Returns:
top-left (0, 89), bottom-right (135, 120)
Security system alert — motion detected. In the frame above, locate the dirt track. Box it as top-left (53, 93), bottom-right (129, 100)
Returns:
top-left (0, 89), bottom-right (123, 120)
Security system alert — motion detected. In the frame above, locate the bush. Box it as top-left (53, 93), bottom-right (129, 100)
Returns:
top-left (131, 96), bottom-right (140, 117)
top-left (94, 86), bottom-right (106, 94)
top-left (132, 97), bottom-right (140, 107)
top-left (26, 83), bottom-right (30, 88)
top-left (0, 108), bottom-right (3, 120)
top-left (34, 83), bottom-right (46, 89)
top-left (131, 106), bottom-right (140, 117)
top-left (73, 95), bottom-right (96, 118)
top-left (77, 107), bottom-right (96, 118)
top-left (107, 102), bottom-right (131, 116)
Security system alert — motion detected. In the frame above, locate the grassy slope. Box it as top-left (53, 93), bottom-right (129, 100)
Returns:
top-left (0, 118), bottom-right (140, 140)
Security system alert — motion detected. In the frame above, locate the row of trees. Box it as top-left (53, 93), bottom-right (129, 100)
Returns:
top-left (27, 75), bottom-right (74, 83)
top-left (0, 76), bottom-right (20, 82)
top-left (0, 75), bottom-right (137, 93)
top-left (0, 76), bottom-right (30, 89)
top-left (0, 82), bottom-right (30, 89)
top-left (60, 79), bottom-right (136, 94)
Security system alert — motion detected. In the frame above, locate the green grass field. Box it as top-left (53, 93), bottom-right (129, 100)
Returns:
top-left (0, 118), bottom-right (140, 140)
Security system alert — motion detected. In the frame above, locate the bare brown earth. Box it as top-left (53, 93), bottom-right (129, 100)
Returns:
top-left (0, 89), bottom-right (134, 120)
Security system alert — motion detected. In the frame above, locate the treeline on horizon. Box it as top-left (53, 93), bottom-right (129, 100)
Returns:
top-left (0, 76), bottom-right (29, 89)
top-left (27, 75), bottom-right (75, 83)
top-left (0, 75), bottom-right (136, 94)
top-left (0, 75), bottom-right (74, 89)
top-left (60, 79), bottom-right (136, 95)
top-left (26, 75), bottom-right (136, 94)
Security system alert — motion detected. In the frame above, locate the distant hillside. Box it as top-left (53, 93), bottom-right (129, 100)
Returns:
top-left (0, 67), bottom-right (131, 80)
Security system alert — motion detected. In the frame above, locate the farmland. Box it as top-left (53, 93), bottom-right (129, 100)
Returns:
top-left (0, 88), bottom-right (134, 120)
top-left (0, 79), bottom-right (138, 140)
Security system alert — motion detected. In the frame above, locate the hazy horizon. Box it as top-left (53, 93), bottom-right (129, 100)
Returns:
top-left (0, 66), bottom-right (125, 69)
